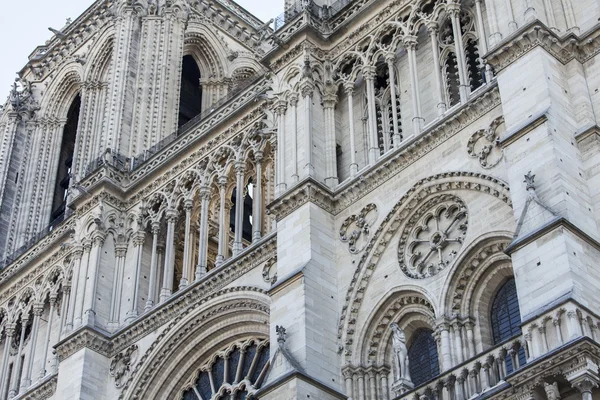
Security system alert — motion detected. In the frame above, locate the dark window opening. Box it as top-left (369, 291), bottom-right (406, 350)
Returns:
top-left (444, 52), bottom-right (460, 107)
top-left (229, 180), bottom-right (254, 244)
top-left (50, 95), bottom-right (80, 224)
top-left (491, 278), bottom-right (526, 372)
top-left (465, 38), bottom-right (483, 91)
top-left (408, 328), bottom-right (440, 387)
top-left (178, 55), bottom-right (202, 128)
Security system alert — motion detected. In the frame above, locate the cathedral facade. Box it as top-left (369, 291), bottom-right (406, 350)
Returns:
top-left (0, 0), bottom-right (599, 399)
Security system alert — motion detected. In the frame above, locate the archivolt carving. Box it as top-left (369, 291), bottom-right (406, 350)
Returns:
top-left (340, 203), bottom-right (378, 254)
top-left (398, 195), bottom-right (467, 279)
top-left (467, 116), bottom-right (505, 169)
top-left (119, 287), bottom-right (270, 400)
top-left (338, 172), bottom-right (512, 361)
top-left (110, 344), bottom-right (139, 388)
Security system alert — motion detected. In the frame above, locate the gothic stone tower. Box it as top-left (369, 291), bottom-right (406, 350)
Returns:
top-left (0, 0), bottom-right (599, 399)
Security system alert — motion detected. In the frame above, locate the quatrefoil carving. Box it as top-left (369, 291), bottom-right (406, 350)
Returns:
top-left (467, 117), bottom-right (505, 169)
top-left (340, 204), bottom-right (378, 254)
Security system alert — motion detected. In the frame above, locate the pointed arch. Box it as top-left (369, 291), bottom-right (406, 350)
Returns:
top-left (119, 287), bottom-right (269, 400)
top-left (338, 172), bottom-right (512, 363)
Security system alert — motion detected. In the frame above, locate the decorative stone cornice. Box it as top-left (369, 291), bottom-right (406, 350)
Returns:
top-left (503, 337), bottom-right (600, 397)
top-left (504, 216), bottom-right (600, 255)
top-left (485, 21), bottom-right (600, 73)
top-left (55, 326), bottom-right (113, 362)
top-left (267, 178), bottom-right (335, 222)
top-left (112, 234), bottom-right (276, 353)
top-left (16, 374), bottom-right (57, 400)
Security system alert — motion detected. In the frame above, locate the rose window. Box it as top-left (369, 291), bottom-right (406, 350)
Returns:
top-left (398, 195), bottom-right (468, 279)
top-left (181, 338), bottom-right (270, 400)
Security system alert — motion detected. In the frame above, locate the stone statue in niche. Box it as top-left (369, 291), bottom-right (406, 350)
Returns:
top-left (390, 323), bottom-right (414, 395)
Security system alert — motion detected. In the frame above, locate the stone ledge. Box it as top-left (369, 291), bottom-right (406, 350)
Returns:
top-left (504, 216), bottom-right (600, 255)
top-left (55, 326), bottom-right (112, 362)
top-left (14, 374), bottom-right (57, 400)
top-left (253, 369), bottom-right (347, 399)
top-left (486, 20), bottom-right (600, 72)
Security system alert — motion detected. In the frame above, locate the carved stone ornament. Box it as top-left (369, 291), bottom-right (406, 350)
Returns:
top-left (262, 257), bottom-right (277, 285)
top-left (340, 204), bottom-right (378, 254)
top-left (110, 344), bottom-right (139, 388)
top-left (398, 195), bottom-right (468, 279)
top-left (467, 116), bottom-right (505, 169)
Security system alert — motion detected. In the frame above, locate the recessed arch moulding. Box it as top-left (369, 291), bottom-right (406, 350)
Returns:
top-left (338, 172), bottom-right (516, 369)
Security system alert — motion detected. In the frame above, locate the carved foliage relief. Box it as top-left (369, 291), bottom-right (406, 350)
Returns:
top-left (398, 195), bottom-right (468, 279)
top-left (340, 204), bottom-right (378, 254)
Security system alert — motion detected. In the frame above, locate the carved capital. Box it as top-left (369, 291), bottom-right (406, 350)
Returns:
top-left (402, 35), bottom-right (418, 50)
top-left (288, 92), bottom-right (299, 107)
top-left (165, 209), bottom-right (178, 223)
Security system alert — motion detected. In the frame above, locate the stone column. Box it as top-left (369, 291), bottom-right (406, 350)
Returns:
top-left (0, 324), bottom-right (15, 397)
top-left (505, 0), bottom-right (517, 32)
top-left (21, 304), bottom-right (43, 390)
top-left (567, 310), bottom-right (584, 339)
top-left (233, 162), bottom-right (246, 257)
top-left (275, 101), bottom-right (288, 194)
top-left (367, 369), bottom-right (377, 399)
top-left (110, 243), bottom-right (128, 327)
top-left (452, 321), bottom-right (464, 364)
top-left (436, 321), bottom-right (453, 371)
top-left (344, 82), bottom-right (359, 177)
top-left (473, 0), bottom-right (488, 55)
top-left (74, 241), bottom-right (91, 328)
top-left (196, 186), bottom-right (211, 279)
top-left (58, 287), bottom-right (68, 338)
top-left (180, 200), bottom-right (193, 288)
top-left (323, 90), bottom-right (339, 188)
top-left (427, 23), bottom-right (446, 116)
top-left (561, 0), bottom-right (579, 33)
top-left (160, 209), bottom-right (178, 302)
top-left (403, 36), bottom-right (425, 134)
top-left (300, 83), bottom-right (315, 176)
top-left (125, 232), bottom-right (145, 322)
top-left (448, 4), bottom-right (470, 102)
top-left (10, 315), bottom-right (28, 397)
top-left (65, 246), bottom-right (83, 331)
top-left (253, 152), bottom-right (264, 243)
top-left (542, 0), bottom-right (557, 31)
top-left (385, 54), bottom-right (401, 147)
top-left (464, 320), bottom-right (476, 359)
top-left (553, 317), bottom-right (564, 345)
top-left (524, 0), bottom-right (537, 21)
top-left (38, 296), bottom-right (56, 380)
top-left (289, 93), bottom-right (299, 183)
top-left (363, 66), bottom-right (380, 164)
top-left (145, 222), bottom-right (160, 312)
top-left (83, 232), bottom-right (106, 326)
top-left (216, 176), bottom-right (228, 267)
top-left (485, 0), bottom-right (502, 45)
top-left (343, 369), bottom-right (353, 400)
top-left (572, 379), bottom-right (598, 400)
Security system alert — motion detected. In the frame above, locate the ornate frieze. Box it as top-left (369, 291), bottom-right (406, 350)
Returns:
top-left (397, 195), bottom-right (468, 279)
top-left (110, 344), bottom-right (139, 388)
top-left (55, 327), bottom-right (113, 362)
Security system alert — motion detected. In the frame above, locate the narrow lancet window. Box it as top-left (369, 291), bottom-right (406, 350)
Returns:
top-left (178, 55), bottom-right (202, 128)
top-left (50, 95), bottom-right (81, 223)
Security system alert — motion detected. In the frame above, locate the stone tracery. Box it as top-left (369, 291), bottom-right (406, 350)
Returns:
top-left (398, 195), bottom-right (468, 279)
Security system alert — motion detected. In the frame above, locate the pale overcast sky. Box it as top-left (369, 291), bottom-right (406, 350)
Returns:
top-left (0, 0), bottom-right (282, 97)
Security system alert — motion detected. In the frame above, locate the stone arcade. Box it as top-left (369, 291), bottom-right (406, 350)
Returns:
top-left (0, 0), bottom-right (599, 399)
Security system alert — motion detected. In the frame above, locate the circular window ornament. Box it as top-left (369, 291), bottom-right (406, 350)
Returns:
top-left (398, 195), bottom-right (468, 279)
